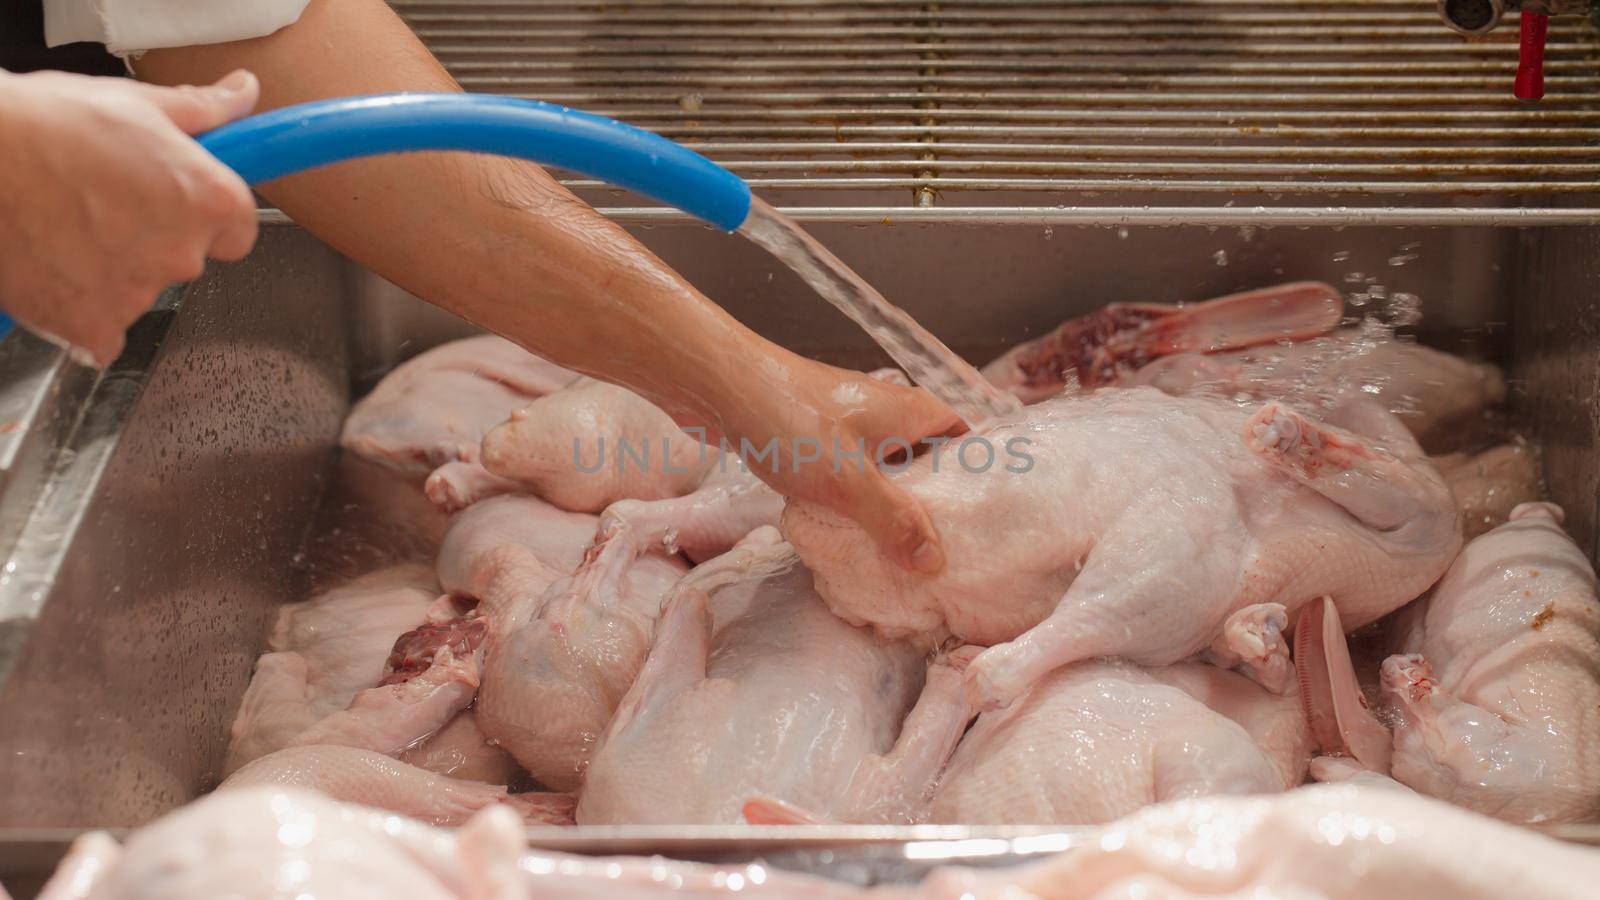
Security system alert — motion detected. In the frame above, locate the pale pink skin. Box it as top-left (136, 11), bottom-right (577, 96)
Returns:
top-left (479, 377), bottom-right (716, 513)
top-left (231, 499), bottom-right (600, 789)
top-left (424, 459), bottom-right (524, 514)
top-left (42, 785), bottom-right (1600, 899)
top-left (225, 652), bottom-right (321, 777)
top-left (929, 660), bottom-right (1310, 825)
top-left (980, 282), bottom-right (1345, 404)
top-left (432, 438), bottom-right (781, 562)
top-left (441, 494), bottom-right (689, 791)
top-left (225, 565), bottom-right (438, 774)
top-left (36, 788), bottom-right (853, 900)
top-left (578, 532), bottom-right (969, 825)
top-left (1432, 442), bottom-right (1543, 539)
top-left (217, 744), bottom-right (566, 827)
top-left (1121, 329), bottom-right (1507, 449)
top-left (782, 387), bottom-right (1461, 712)
top-left (919, 784), bottom-right (1600, 900)
top-left (430, 368), bottom-right (886, 553)
top-left (339, 335), bottom-right (578, 475)
top-left (597, 455), bottom-right (785, 564)
top-left (434, 493), bottom-right (598, 609)
top-left (399, 710), bottom-right (520, 786)
top-left (35, 788), bottom-right (537, 900)
top-left (268, 564), bottom-right (440, 715)
top-left (1381, 502), bottom-right (1600, 824)
top-left (286, 638), bottom-right (480, 759)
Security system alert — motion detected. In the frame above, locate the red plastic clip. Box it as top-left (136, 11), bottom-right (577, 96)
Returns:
top-left (1515, 10), bottom-right (1549, 101)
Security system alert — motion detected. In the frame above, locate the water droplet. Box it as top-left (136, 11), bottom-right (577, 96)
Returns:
top-left (1389, 291), bottom-right (1423, 326)
top-left (1213, 250), bottom-right (1229, 267)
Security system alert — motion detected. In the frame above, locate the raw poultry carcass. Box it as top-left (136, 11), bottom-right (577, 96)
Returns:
top-left (586, 365), bottom-right (915, 562)
top-left (225, 564), bottom-right (439, 773)
top-left (433, 365), bottom-right (916, 552)
top-left (595, 457), bottom-right (785, 564)
top-left (575, 369), bottom-right (917, 563)
top-left (1380, 501), bottom-right (1600, 824)
top-left (1121, 328), bottom-right (1506, 450)
top-left (33, 788), bottom-right (540, 900)
top-left (582, 365), bottom-right (915, 560)
top-left (980, 281), bottom-right (1345, 403)
top-left (399, 710), bottom-right (521, 785)
top-left (434, 493), bottom-right (598, 604)
top-left (32, 787), bottom-right (856, 900)
top-left (457, 440), bottom-right (784, 567)
top-left (434, 493), bottom-right (688, 790)
top-left (474, 547), bottom-right (687, 791)
top-left (917, 783), bottom-right (1600, 900)
top-left (1433, 441), bottom-right (1543, 538)
top-left (38, 786), bottom-right (1600, 900)
top-left (268, 564), bottom-right (440, 715)
top-left (341, 334), bottom-right (578, 475)
top-left (984, 284), bottom-right (1508, 451)
top-left (578, 529), bottom-right (972, 825)
top-left (218, 744), bottom-right (572, 826)
top-left (926, 660), bottom-right (1310, 825)
top-left (283, 599), bottom-right (485, 759)
top-left (224, 582), bottom-right (559, 821)
top-left (782, 387), bottom-right (1461, 710)
top-left (429, 376), bottom-right (715, 514)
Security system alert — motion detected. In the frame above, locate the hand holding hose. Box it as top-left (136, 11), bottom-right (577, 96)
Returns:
top-left (0, 68), bottom-right (261, 365)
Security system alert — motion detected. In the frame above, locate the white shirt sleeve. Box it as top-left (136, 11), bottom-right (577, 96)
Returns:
top-left (43, 0), bottom-right (311, 58)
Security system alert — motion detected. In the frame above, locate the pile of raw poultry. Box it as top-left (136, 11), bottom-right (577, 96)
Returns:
top-left (37, 280), bottom-right (1592, 899)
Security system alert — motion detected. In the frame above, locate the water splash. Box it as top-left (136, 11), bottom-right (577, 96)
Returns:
top-left (737, 197), bottom-right (1021, 428)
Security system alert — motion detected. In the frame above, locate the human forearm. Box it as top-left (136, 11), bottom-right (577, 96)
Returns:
top-left (135, 0), bottom-right (774, 431)
top-left (137, 0), bottom-right (960, 572)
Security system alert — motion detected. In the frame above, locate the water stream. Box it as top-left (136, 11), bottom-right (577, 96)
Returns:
top-left (737, 197), bottom-right (1023, 429)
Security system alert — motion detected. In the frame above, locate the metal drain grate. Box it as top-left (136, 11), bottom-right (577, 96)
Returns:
top-left (391, 0), bottom-right (1600, 224)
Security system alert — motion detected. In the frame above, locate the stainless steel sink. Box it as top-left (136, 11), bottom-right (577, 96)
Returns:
top-left (0, 212), bottom-right (1581, 824)
top-left (3, 0), bottom-right (1600, 889)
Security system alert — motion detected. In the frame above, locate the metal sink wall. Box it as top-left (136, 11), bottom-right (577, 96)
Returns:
top-left (0, 217), bottom-right (1576, 832)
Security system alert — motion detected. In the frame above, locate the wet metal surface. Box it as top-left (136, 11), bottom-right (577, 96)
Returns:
top-left (0, 228), bottom-right (348, 826)
top-left (0, 217), bottom-right (1528, 833)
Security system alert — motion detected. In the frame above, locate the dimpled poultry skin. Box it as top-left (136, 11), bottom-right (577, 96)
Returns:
top-left (782, 387), bottom-right (1461, 710)
top-left (1382, 501), bottom-right (1600, 824)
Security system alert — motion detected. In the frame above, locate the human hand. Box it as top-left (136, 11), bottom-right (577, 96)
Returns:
top-left (704, 355), bottom-right (964, 575)
top-left (0, 68), bottom-right (261, 366)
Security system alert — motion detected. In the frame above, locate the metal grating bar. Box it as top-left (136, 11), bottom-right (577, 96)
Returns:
top-left (392, 0), bottom-right (1600, 224)
top-left (914, 1), bottom-right (941, 207)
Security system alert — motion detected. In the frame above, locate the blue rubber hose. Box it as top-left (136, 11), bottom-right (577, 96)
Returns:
top-left (0, 93), bottom-right (754, 346)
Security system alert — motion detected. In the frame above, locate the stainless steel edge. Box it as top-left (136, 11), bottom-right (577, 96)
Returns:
top-left (0, 302), bottom-right (180, 690)
top-left (260, 207), bottom-right (1600, 226)
top-left (515, 824), bottom-right (1090, 857)
top-left (0, 336), bottom-right (95, 567)
top-left (0, 228), bottom-right (351, 829)
top-left (0, 818), bottom-right (1593, 890)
